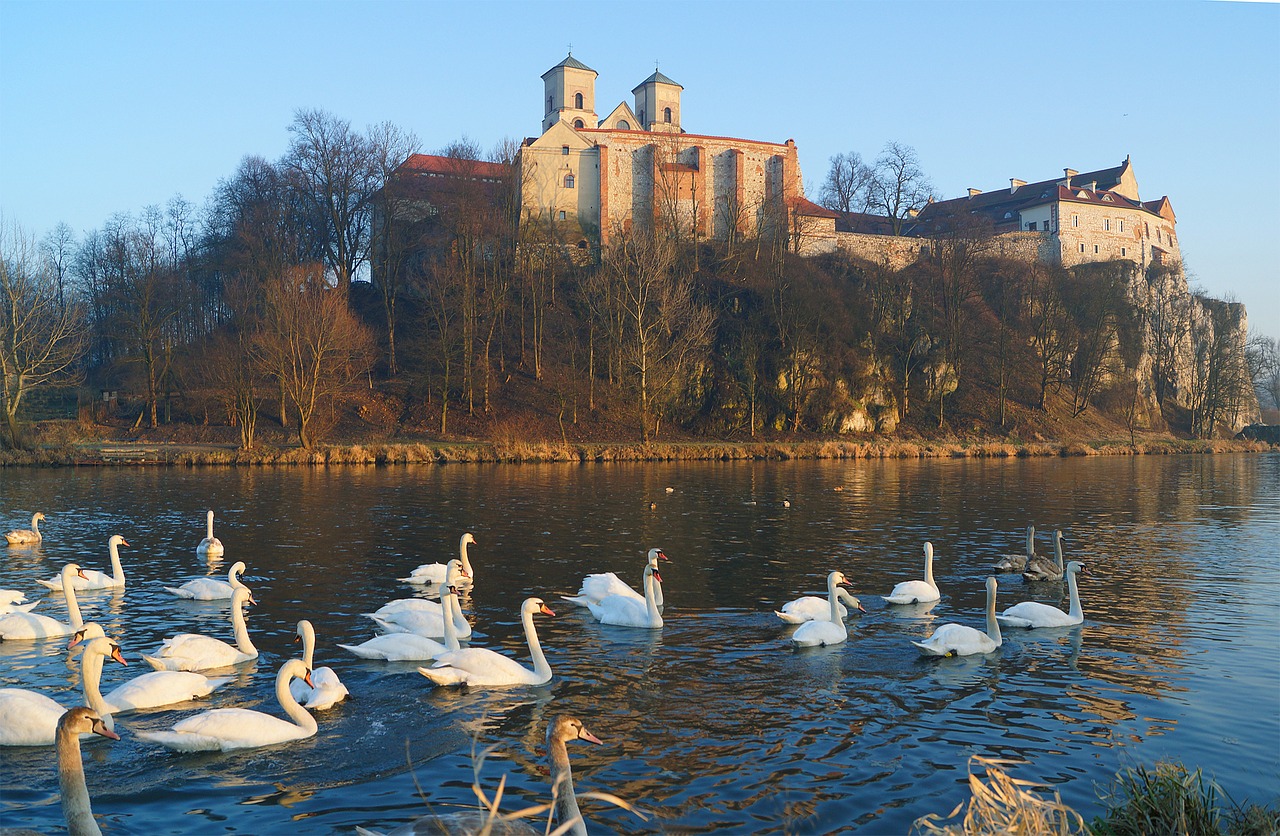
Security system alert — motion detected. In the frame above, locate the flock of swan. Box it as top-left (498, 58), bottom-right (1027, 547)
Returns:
top-left (0, 508), bottom-right (1085, 835)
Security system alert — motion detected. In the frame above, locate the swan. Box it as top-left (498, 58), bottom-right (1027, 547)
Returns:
top-left (399, 532), bottom-right (477, 585)
top-left (57, 706), bottom-right (120, 836)
top-left (373, 559), bottom-right (466, 617)
top-left (547, 715), bottom-right (604, 836)
top-left (583, 565), bottom-right (663, 629)
top-left (418, 597), bottom-right (555, 687)
top-left (1023, 530), bottom-right (1067, 582)
top-left (5, 511), bottom-right (45, 545)
top-left (367, 562), bottom-right (472, 639)
top-left (71, 625), bottom-right (232, 722)
top-left (0, 589), bottom-right (38, 614)
top-left (342, 585), bottom-right (463, 661)
top-left (776, 578), bottom-right (866, 624)
top-left (0, 634), bottom-right (126, 746)
top-left (164, 560), bottom-right (248, 600)
top-left (994, 525), bottom-right (1035, 573)
top-left (289, 620), bottom-right (349, 710)
top-left (562, 547), bottom-right (669, 609)
top-left (998, 561), bottom-right (1086, 628)
top-left (913, 576), bottom-right (1003, 657)
top-left (882, 542), bottom-right (941, 604)
top-left (137, 658), bottom-right (316, 752)
top-left (142, 585), bottom-right (259, 671)
top-left (197, 510), bottom-right (225, 557)
top-left (0, 564), bottom-right (87, 640)
top-left (38, 536), bottom-right (129, 591)
top-left (792, 572), bottom-right (860, 647)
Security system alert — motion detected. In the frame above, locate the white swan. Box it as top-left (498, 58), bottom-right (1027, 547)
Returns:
top-left (792, 572), bottom-right (860, 647)
top-left (342, 585), bottom-right (463, 661)
top-left (289, 620), bottom-right (349, 710)
top-left (547, 715), bottom-right (604, 836)
top-left (164, 560), bottom-right (248, 600)
top-left (913, 576), bottom-right (1003, 657)
top-left (143, 585), bottom-right (259, 671)
top-left (367, 561), bottom-right (472, 639)
top-left (5, 511), bottom-right (45, 545)
top-left (57, 706), bottom-right (119, 836)
top-left (0, 589), bottom-right (38, 614)
top-left (197, 509), bottom-right (225, 557)
top-left (776, 577), bottom-right (866, 624)
top-left (372, 559), bottom-right (466, 617)
top-left (0, 564), bottom-right (87, 640)
top-left (418, 597), bottom-right (555, 687)
top-left (137, 658), bottom-right (316, 752)
top-left (882, 542), bottom-right (941, 604)
top-left (998, 561), bottom-right (1086, 628)
top-left (399, 532), bottom-right (477, 585)
top-left (38, 536), bottom-right (129, 591)
top-left (71, 626), bottom-right (232, 724)
top-left (0, 632), bottom-right (125, 746)
top-left (562, 547), bottom-right (668, 609)
top-left (1023, 530), bottom-right (1066, 581)
top-left (994, 525), bottom-right (1035, 573)
top-left (583, 564), bottom-right (663, 629)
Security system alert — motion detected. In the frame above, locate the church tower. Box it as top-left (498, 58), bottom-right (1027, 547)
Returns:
top-left (542, 53), bottom-right (598, 133)
top-left (632, 69), bottom-right (683, 133)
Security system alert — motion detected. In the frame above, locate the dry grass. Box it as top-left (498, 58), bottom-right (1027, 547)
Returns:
top-left (912, 756), bottom-right (1088, 836)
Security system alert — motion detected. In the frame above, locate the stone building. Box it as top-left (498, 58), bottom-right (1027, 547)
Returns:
top-left (516, 53), bottom-right (837, 255)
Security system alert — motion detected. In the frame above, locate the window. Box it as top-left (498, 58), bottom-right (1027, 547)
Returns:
top-left (617, 119), bottom-right (630, 130)
top-left (577, 240), bottom-right (588, 250)
top-left (1121, 247), bottom-right (1127, 257)
top-left (1104, 218), bottom-right (1111, 231)
top-left (564, 174), bottom-right (575, 189)
top-left (1157, 230), bottom-right (1161, 242)
top-left (1027, 221), bottom-right (1037, 231)
top-left (561, 145), bottom-right (570, 156)
top-left (574, 92), bottom-right (583, 109)
top-left (638, 109), bottom-right (645, 125)
top-left (663, 107), bottom-right (672, 123)
top-left (558, 210), bottom-right (566, 221)
top-left (1119, 219), bottom-right (1125, 232)
top-left (548, 95), bottom-right (554, 112)
top-left (1072, 215), bottom-right (1079, 227)
top-left (1102, 194), bottom-right (1113, 202)
top-left (1094, 245), bottom-right (1099, 253)
top-left (1079, 243), bottom-right (1086, 253)
top-left (573, 119), bottom-right (584, 129)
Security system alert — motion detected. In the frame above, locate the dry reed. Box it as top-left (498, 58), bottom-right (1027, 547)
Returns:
top-left (912, 756), bottom-right (1088, 836)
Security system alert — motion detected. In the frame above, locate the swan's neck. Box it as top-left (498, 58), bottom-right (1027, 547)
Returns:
top-left (923, 548), bottom-right (935, 587)
top-left (64, 572), bottom-right (84, 631)
top-left (1026, 527), bottom-right (1036, 557)
top-left (1054, 536), bottom-right (1064, 571)
top-left (109, 543), bottom-right (125, 586)
top-left (458, 539), bottom-right (473, 576)
top-left (523, 607), bottom-right (551, 680)
top-left (826, 577), bottom-right (845, 626)
top-left (643, 571), bottom-right (661, 622)
top-left (549, 740), bottom-right (586, 836)
top-left (300, 624), bottom-right (316, 669)
top-left (231, 600), bottom-right (257, 655)
top-left (57, 723), bottom-right (100, 836)
top-left (442, 593), bottom-right (460, 652)
top-left (985, 584), bottom-right (1002, 647)
top-left (78, 645), bottom-right (113, 732)
top-left (1066, 570), bottom-right (1083, 621)
top-left (207, 513), bottom-right (215, 540)
top-left (277, 667), bottom-right (318, 734)
top-left (32, 515), bottom-right (42, 535)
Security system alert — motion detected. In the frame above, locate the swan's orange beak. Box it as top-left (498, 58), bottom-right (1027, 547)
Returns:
top-left (656, 549), bottom-right (669, 561)
top-left (92, 719), bottom-right (120, 741)
top-left (652, 570), bottom-right (663, 584)
top-left (110, 644), bottom-right (128, 666)
top-left (120, 539), bottom-right (130, 547)
top-left (458, 568), bottom-right (471, 579)
top-left (579, 728), bottom-right (603, 745)
top-left (303, 668), bottom-right (314, 688)
top-left (76, 568), bottom-right (89, 580)
top-left (67, 630), bottom-right (86, 649)
top-left (837, 577), bottom-right (852, 588)
top-left (247, 594), bottom-right (258, 607)
top-left (539, 603), bottom-right (556, 617)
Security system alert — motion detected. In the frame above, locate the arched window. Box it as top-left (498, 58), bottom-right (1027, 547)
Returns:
top-left (574, 92), bottom-right (583, 109)
top-left (564, 174), bottom-right (575, 189)
top-left (638, 109), bottom-right (645, 125)
top-left (573, 119), bottom-right (584, 129)
top-left (617, 119), bottom-right (630, 130)
top-left (663, 107), bottom-right (672, 123)
top-left (547, 95), bottom-right (553, 112)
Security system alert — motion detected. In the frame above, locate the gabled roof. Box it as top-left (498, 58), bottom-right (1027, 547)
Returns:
top-left (542, 53), bottom-right (597, 78)
top-left (790, 197), bottom-right (839, 220)
top-left (398, 154), bottom-right (509, 180)
top-left (632, 70), bottom-right (683, 92)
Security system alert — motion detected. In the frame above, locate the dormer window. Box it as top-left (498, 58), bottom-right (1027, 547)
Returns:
top-left (1101, 194), bottom-right (1113, 202)
top-left (574, 92), bottom-right (583, 109)
top-left (617, 119), bottom-right (630, 130)
top-left (663, 107), bottom-right (672, 123)
top-left (1077, 190), bottom-right (1089, 199)
top-left (564, 174), bottom-right (575, 189)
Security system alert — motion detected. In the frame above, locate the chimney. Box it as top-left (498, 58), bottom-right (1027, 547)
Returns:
top-left (967, 188), bottom-right (983, 198)
top-left (1063, 168), bottom-right (1077, 188)
top-left (1010, 178), bottom-right (1026, 194)
top-left (1088, 181), bottom-right (1097, 192)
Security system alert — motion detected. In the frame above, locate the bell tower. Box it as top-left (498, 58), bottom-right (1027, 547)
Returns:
top-left (542, 53), bottom-right (598, 133)
top-left (632, 68), bottom-right (683, 133)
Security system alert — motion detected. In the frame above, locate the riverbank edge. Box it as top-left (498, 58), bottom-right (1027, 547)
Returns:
top-left (0, 436), bottom-right (1273, 466)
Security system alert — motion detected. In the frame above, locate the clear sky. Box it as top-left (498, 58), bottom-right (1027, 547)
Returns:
top-left (2, 0), bottom-right (1277, 333)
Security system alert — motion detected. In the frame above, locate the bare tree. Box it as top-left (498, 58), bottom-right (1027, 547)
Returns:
top-left (367, 121), bottom-right (422, 376)
top-left (819, 151), bottom-right (875, 216)
top-left (1026, 264), bottom-right (1072, 410)
top-left (40, 222), bottom-right (77, 311)
top-left (0, 220), bottom-right (86, 447)
top-left (1246, 331), bottom-right (1280, 414)
top-left (1188, 297), bottom-right (1252, 438)
top-left (868, 142), bottom-right (934, 236)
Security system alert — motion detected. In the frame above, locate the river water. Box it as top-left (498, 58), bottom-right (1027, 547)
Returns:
top-left (1, 454), bottom-right (1277, 834)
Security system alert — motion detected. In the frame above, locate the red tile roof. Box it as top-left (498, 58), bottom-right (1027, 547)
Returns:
top-left (398, 154), bottom-right (509, 180)
top-left (790, 196), bottom-right (839, 219)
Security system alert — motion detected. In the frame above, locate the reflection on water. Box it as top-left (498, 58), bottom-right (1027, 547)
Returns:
top-left (1, 454), bottom-right (1277, 833)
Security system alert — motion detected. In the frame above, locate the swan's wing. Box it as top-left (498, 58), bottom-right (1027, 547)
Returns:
top-left (998, 601), bottom-right (1071, 627)
top-left (146, 634), bottom-right (245, 671)
top-left (166, 707), bottom-right (309, 749)
top-left (883, 581), bottom-right (940, 604)
top-left (340, 633), bottom-right (447, 661)
top-left (0, 690), bottom-right (64, 745)
top-left (791, 620), bottom-right (846, 646)
top-left (0, 611), bottom-right (72, 639)
top-left (427, 648), bottom-right (534, 684)
top-left (105, 671), bottom-right (227, 711)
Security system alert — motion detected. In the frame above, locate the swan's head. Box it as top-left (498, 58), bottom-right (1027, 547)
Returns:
top-left (280, 658), bottom-right (313, 688)
top-left (645, 566), bottom-right (663, 585)
top-left (526, 597), bottom-right (555, 617)
top-left (207, 510), bottom-right (216, 521)
top-left (549, 716), bottom-right (603, 749)
top-left (62, 563), bottom-right (85, 581)
top-left (294, 620), bottom-right (314, 643)
top-left (1056, 530), bottom-right (1066, 543)
top-left (648, 548), bottom-right (669, 564)
top-left (445, 558), bottom-right (469, 582)
top-left (59, 706), bottom-right (120, 742)
top-left (838, 590), bottom-right (867, 613)
top-left (68, 622), bottom-right (108, 648)
top-left (109, 535), bottom-right (129, 548)
top-left (34, 512), bottom-right (46, 523)
top-left (1066, 561), bottom-right (1084, 576)
top-left (830, 571), bottom-right (851, 588)
top-left (986, 576), bottom-right (999, 595)
top-left (461, 532), bottom-right (476, 546)
top-left (232, 587), bottom-right (255, 607)
top-left (923, 542), bottom-right (934, 559)
top-left (230, 561), bottom-right (247, 577)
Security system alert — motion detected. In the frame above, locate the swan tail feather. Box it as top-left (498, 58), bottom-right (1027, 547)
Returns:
top-left (774, 611), bottom-right (807, 624)
top-left (417, 665), bottom-right (468, 686)
top-left (560, 596), bottom-right (591, 607)
top-left (141, 654), bottom-right (177, 672)
top-left (163, 586), bottom-right (193, 598)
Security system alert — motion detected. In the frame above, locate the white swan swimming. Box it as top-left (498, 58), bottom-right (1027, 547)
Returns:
top-left (0, 589), bottom-right (38, 614)
top-left (372, 559), bottom-right (466, 617)
top-left (562, 547), bottom-right (668, 609)
top-left (791, 572), bottom-right (861, 647)
top-left (418, 597), bottom-right (555, 687)
top-left (0, 631), bottom-right (126, 746)
top-left (583, 564), bottom-right (663, 629)
top-left (776, 572), bottom-right (867, 624)
top-left (197, 510), bottom-right (225, 557)
top-left (57, 706), bottom-right (120, 836)
top-left (367, 561), bottom-right (473, 639)
top-left (0, 564), bottom-right (87, 640)
top-left (71, 625), bottom-right (232, 724)
top-left (38, 536), bottom-right (129, 591)
top-left (998, 561), bottom-right (1086, 628)
top-left (882, 542), bottom-right (941, 605)
top-left (137, 658), bottom-right (316, 752)
top-left (994, 524), bottom-right (1035, 573)
top-left (1023, 530), bottom-right (1066, 582)
top-left (913, 576), bottom-right (1003, 657)
top-left (342, 584), bottom-right (464, 661)
top-left (400, 532), bottom-right (477, 585)
top-left (289, 619), bottom-right (349, 710)
top-left (5, 511), bottom-right (45, 545)
top-left (164, 560), bottom-right (248, 600)
top-left (143, 585), bottom-right (259, 671)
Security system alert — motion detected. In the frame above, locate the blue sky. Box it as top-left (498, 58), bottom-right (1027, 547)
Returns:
top-left (2, 0), bottom-right (1277, 332)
